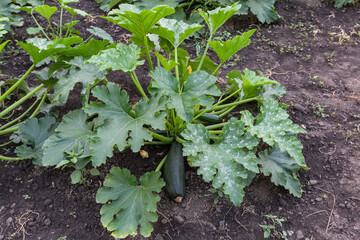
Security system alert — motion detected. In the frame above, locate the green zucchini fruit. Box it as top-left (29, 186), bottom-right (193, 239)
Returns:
top-left (163, 141), bottom-right (185, 202)
top-left (198, 113), bottom-right (222, 123)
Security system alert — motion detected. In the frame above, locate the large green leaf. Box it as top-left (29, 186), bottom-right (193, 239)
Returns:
top-left (258, 144), bottom-right (302, 197)
top-left (135, 0), bottom-right (178, 9)
top-left (85, 83), bottom-right (166, 166)
top-left (150, 18), bottom-right (203, 47)
top-left (226, 68), bottom-right (278, 99)
top-left (51, 56), bottom-right (106, 105)
top-left (63, 6), bottom-right (90, 17)
top-left (86, 26), bottom-right (113, 43)
top-left (57, 39), bottom-right (109, 58)
top-left (12, 116), bottom-right (58, 165)
top-left (209, 29), bottom-right (255, 64)
top-left (239, 0), bottom-right (279, 24)
top-left (198, 3), bottom-right (241, 35)
top-left (104, 4), bottom-right (174, 46)
top-left (241, 98), bottom-right (307, 168)
top-left (96, 168), bottom-right (164, 238)
top-left (42, 109), bottom-right (92, 166)
top-left (149, 67), bottom-right (220, 122)
top-left (16, 36), bottom-right (82, 64)
top-left (87, 43), bottom-right (143, 72)
top-left (0, 0), bottom-right (23, 32)
top-left (34, 5), bottom-right (58, 20)
top-left (182, 119), bottom-right (259, 206)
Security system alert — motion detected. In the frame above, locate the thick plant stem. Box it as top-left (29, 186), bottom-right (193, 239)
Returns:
top-left (0, 155), bottom-right (21, 161)
top-left (144, 36), bottom-right (153, 70)
top-left (0, 84), bottom-right (44, 119)
top-left (174, 47), bottom-right (180, 82)
top-left (209, 130), bottom-right (222, 135)
top-left (0, 64), bottom-right (35, 103)
top-left (155, 154), bottom-right (168, 172)
top-left (214, 89), bottom-right (241, 107)
top-left (65, 15), bottom-right (75, 38)
top-left (175, 136), bottom-right (185, 144)
top-left (196, 34), bottom-right (212, 71)
top-left (193, 97), bottom-right (259, 121)
top-left (59, 7), bottom-right (63, 38)
top-left (29, 89), bottom-right (47, 118)
top-left (31, 11), bottom-right (51, 41)
top-left (0, 126), bottom-right (18, 136)
top-left (205, 122), bottom-right (228, 130)
top-left (0, 98), bottom-right (39, 131)
top-left (151, 132), bottom-right (174, 143)
top-left (219, 105), bottom-right (237, 118)
top-left (130, 72), bottom-right (148, 100)
top-left (211, 63), bottom-right (222, 76)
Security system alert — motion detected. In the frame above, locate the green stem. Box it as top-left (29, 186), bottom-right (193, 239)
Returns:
top-left (214, 90), bottom-right (241, 107)
top-left (0, 126), bottom-right (18, 135)
top-left (0, 84), bottom-right (44, 119)
top-left (151, 132), bottom-right (174, 143)
top-left (47, 19), bottom-right (57, 39)
top-left (130, 72), bottom-right (148, 100)
top-left (0, 98), bottom-right (39, 131)
top-left (155, 154), bottom-right (167, 172)
top-left (209, 130), bottom-right (222, 135)
top-left (196, 34), bottom-right (212, 71)
top-left (31, 11), bottom-right (51, 41)
top-left (174, 47), bottom-right (180, 82)
top-left (65, 15), bottom-right (74, 38)
top-left (0, 140), bottom-right (13, 147)
top-left (205, 122), bottom-right (228, 130)
top-left (219, 105), bottom-right (237, 118)
top-left (175, 136), bottom-right (185, 144)
top-left (29, 88), bottom-right (47, 118)
top-left (144, 35), bottom-right (153, 70)
top-left (0, 110), bottom-right (14, 120)
top-left (211, 63), bottom-right (222, 76)
top-left (59, 6), bottom-right (63, 38)
top-left (171, 109), bottom-right (177, 133)
top-left (165, 120), bottom-right (175, 132)
top-left (0, 64), bottom-right (35, 103)
top-left (0, 155), bottom-right (21, 161)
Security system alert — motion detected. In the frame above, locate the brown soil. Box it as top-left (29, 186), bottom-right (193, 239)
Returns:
top-left (0, 0), bottom-right (359, 240)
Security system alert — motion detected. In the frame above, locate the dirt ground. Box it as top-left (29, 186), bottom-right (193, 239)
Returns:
top-left (0, 0), bottom-right (359, 239)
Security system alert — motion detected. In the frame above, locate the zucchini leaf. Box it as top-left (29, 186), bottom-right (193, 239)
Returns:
top-left (241, 98), bottom-right (307, 168)
top-left (16, 36), bottom-right (82, 64)
top-left (149, 67), bottom-right (220, 122)
top-left (239, 0), bottom-right (279, 24)
top-left (198, 3), bottom-right (241, 35)
top-left (226, 68), bottom-right (278, 99)
top-left (258, 144), bottom-right (302, 197)
top-left (96, 168), bottom-right (165, 238)
top-left (87, 42), bottom-right (144, 72)
top-left (42, 109), bottom-right (92, 166)
top-left (150, 18), bottom-right (203, 47)
top-left (34, 5), bottom-right (58, 20)
top-left (51, 56), bottom-right (106, 105)
top-left (12, 116), bottom-right (58, 165)
top-left (334, 0), bottom-right (356, 8)
top-left (182, 118), bottom-right (259, 206)
top-left (86, 26), bottom-right (114, 43)
top-left (209, 29), bottom-right (255, 64)
top-left (104, 4), bottom-right (174, 46)
top-left (85, 83), bottom-right (167, 166)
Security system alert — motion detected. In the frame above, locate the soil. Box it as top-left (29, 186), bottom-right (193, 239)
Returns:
top-left (1, 0), bottom-right (360, 240)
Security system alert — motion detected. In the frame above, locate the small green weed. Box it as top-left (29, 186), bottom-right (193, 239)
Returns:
top-left (311, 104), bottom-right (328, 118)
top-left (259, 214), bottom-right (288, 239)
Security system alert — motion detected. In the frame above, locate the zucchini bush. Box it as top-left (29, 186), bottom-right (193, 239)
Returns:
top-left (12, 3), bottom-right (307, 238)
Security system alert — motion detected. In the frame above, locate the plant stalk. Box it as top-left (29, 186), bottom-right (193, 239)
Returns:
top-left (0, 155), bottom-right (21, 161)
top-left (0, 64), bottom-right (35, 103)
top-left (151, 132), bottom-right (174, 143)
top-left (155, 154), bottom-right (168, 172)
top-left (0, 84), bottom-right (45, 119)
top-left (130, 72), bottom-right (148, 100)
top-left (196, 34), bottom-right (212, 71)
top-left (144, 35), bottom-right (153, 70)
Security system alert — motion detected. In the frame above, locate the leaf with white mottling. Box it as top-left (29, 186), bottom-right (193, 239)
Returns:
top-left (258, 144), bottom-right (302, 197)
top-left (182, 118), bottom-right (259, 206)
top-left (241, 98), bottom-right (307, 168)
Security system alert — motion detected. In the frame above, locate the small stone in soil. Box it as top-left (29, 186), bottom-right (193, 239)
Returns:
top-left (9, 189), bottom-right (13, 193)
top-left (10, 203), bottom-right (16, 208)
top-left (296, 230), bottom-right (304, 239)
top-left (339, 203), bottom-right (345, 208)
top-left (6, 217), bottom-right (13, 226)
top-left (44, 199), bottom-right (53, 206)
top-left (315, 197), bottom-right (322, 202)
top-left (43, 218), bottom-right (51, 226)
top-left (0, 234), bottom-right (4, 240)
top-left (174, 215), bottom-right (184, 224)
top-left (161, 218), bottom-right (168, 224)
top-left (309, 180), bottom-right (318, 185)
top-left (346, 203), bottom-right (352, 209)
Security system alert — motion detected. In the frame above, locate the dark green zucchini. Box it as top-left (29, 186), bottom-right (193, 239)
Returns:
top-left (163, 141), bottom-right (185, 202)
top-left (198, 113), bottom-right (222, 123)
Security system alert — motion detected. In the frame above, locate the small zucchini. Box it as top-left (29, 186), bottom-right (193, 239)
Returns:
top-left (198, 113), bottom-right (222, 123)
top-left (163, 141), bottom-right (185, 202)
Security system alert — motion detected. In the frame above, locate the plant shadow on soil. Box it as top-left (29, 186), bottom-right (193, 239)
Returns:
top-left (0, 0), bottom-right (360, 239)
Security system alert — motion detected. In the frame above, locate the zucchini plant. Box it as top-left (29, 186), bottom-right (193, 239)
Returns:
top-left (12, 3), bottom-right (307, 238)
